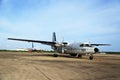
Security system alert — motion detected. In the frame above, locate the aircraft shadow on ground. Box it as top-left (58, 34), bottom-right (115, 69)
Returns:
top-left (23, 53), bottom-right (80, 59)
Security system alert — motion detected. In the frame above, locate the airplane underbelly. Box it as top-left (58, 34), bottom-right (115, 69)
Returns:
top-left (65, 48), bottom-right (94, 54)
top-left (65, 49), bottom-right (83, 54)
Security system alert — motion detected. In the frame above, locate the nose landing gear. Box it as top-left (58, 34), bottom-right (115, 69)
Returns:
top-left (89, 54), bottom-right (93, 60)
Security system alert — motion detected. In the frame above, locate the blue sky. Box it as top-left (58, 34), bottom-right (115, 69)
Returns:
top-left (0, 0), bottom-right (120, 51)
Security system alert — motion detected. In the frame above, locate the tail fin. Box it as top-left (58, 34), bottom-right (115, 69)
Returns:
top-left (52, 32), bottom-right (56, 42)
top-left (51, 32), bottom-right (57, 50)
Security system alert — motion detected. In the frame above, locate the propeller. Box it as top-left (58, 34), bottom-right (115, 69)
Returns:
top-left (61, 37), bottom-right (67, 53)
top-left (53, 37), bottom-right (67, 53)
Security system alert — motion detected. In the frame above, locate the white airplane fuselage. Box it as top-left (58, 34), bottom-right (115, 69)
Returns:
top-left (54, 42), bottom-right (98, 55)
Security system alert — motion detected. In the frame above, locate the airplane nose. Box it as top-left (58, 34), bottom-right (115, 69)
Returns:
top-left (94, 48), bottom-right (99, 53)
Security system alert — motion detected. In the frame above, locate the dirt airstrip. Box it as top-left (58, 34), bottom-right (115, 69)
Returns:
top-left (0, 52), bottom-right (120, 80)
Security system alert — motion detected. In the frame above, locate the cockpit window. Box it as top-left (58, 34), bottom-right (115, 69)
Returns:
top-left (80, 44), bottom-right (84, 47)
top-left (85, 44), bottom-right (89, 47)
top-left (80, 44), bottom-right (90, 47)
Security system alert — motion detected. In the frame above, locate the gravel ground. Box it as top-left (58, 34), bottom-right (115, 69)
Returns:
top-left (0, 52), bottom-right (119, 80)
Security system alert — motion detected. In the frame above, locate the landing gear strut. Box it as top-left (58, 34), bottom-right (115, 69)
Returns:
top-left (76, 54), bottom-right (82, 58)
top-left (78, 54), bottom-right (82, 58)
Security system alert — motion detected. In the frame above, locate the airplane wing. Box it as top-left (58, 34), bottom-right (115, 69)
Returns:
top-left (91, 44), bottom-right (111, 46)
top-left (8, 38), bottom-right (56, 45)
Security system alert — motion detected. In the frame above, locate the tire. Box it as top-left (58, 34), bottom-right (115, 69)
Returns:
top-left (53, 54), bottom-right (58, 57)
top-left (89, 56), bottom-right (93, 60)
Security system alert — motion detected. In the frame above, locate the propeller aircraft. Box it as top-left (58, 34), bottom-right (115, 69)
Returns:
top-left (8, 32), bottom-right (110, 60)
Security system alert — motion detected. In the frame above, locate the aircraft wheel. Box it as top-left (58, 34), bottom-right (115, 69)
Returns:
top-left (89, 55), bottom-right (93, 60)
top-left (53, 54), bottom-right (58, 57)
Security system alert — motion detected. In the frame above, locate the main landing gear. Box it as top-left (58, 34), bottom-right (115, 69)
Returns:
top-left (70, 54), bottom-right (82, 58)
top-left (53, 53), bottom-right (94, 60)
top-left (53, 53), bottom-right (58, 57)
top-left (75, 53), bottom-right (94, 60)
top-left (76, 54), bottom-right (82, 58)
top-left (76, 53), bottom-right (94, 60)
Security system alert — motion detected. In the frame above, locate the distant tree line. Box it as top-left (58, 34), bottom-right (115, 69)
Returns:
top-left (0, 49), bottom-right (120, 54)
top-left (106, 52), bottom-right (120, 54)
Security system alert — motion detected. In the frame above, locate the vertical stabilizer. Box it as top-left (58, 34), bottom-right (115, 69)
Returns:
top-left (52, 32), bottom-right (56, 42)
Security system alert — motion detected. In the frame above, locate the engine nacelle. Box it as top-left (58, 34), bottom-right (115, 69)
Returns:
top-left (94, 48), bottom-right (99, 53)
